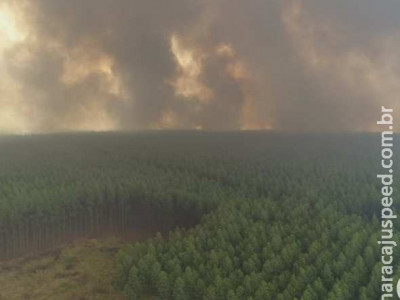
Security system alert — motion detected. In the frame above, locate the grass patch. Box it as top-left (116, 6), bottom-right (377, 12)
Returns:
top-left (0, 237), bottom-right (127, 300)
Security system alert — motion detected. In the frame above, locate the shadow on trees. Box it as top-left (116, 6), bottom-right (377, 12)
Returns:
top-left (0, 203), bottom-right (201, 261)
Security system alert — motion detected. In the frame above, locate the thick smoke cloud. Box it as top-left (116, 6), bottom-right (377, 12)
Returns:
top-left (0, 0), bottom-right (399, 133)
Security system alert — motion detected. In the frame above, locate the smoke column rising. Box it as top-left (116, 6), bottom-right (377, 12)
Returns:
top-left (0, 0), bottom-right (399, 133)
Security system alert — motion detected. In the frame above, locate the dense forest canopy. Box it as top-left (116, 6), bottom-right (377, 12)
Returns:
top-left (0, 131), bottom-right (398, 299)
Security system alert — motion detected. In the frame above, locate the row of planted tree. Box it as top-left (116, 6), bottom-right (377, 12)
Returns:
top-left (0, 132), bottom-right (399, 299)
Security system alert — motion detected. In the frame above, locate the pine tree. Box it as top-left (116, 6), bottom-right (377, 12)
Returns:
top-left (172, 277), bottom-right (187, 300)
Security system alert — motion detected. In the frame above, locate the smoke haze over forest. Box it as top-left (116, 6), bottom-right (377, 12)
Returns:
top-left (0, 0), bottom-right (399, 133)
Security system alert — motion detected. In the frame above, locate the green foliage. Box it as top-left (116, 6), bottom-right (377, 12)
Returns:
top-left (0, 131), bottom-right (398, 299)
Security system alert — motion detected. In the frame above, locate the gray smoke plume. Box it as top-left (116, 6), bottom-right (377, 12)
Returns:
top-left (0, 0), bottom-right (399, 133)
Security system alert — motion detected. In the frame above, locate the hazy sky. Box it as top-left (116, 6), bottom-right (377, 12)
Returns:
top-left (0, 0), bottom-right (399, 133)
